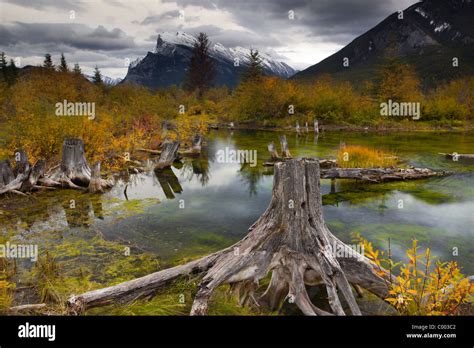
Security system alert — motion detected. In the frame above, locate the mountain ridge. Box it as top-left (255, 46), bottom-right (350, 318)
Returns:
top-left (292, 0), bottom-right (474, 87)
top-left (123, 31), bottom-right (297, 89)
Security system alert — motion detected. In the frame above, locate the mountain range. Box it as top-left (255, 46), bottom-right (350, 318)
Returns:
top-left (292, 0), bottom-right (474, 86)
top-left (122, 31), bottom-right (296, 89)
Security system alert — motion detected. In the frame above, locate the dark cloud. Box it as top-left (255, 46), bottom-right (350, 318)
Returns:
top-left (3, 0), bottom-right (84, 11)
top-left (1, 0), bottom-right (420, 77)
top-left (139, 10), bottom-right (199, 25)
top-left (164, 0), bottom-right (418, 44)
top-left (1, 22), bottom-right (136, 51)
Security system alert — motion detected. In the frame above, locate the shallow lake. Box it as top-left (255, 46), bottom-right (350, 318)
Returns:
top-left (1, 129), bottom-right (474, 278)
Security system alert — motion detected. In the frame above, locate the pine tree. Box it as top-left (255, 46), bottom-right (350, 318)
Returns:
top-left (43, 53), bottom-right (54, 70)
top-left (59, 53), bottom-right (69, 72)
top-left (0, 52), bottom-right (7, 81)
top-left (242, 49), bottom-right (264, 82)
top-left (73, 63), bottom-right (82, 75)
top-left (93, 65), bottom-right (103, 84)
top-left (5, 59), bottom-right (18, 85)
top-left (184, 32), bottom-right (216, 97)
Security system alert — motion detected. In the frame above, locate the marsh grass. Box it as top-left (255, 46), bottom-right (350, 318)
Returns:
top-left (337, 145), bottom-right (398, 168)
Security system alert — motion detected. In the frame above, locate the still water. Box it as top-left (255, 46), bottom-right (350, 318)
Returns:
top-left (1, 130), bottom-right (473, 275)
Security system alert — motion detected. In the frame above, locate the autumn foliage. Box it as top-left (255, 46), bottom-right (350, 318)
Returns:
top-left (356, 234), bottom-right (473, 315)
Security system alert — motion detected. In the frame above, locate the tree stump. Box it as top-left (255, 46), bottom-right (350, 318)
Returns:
top-left (47, 138), bottom-right (91, 188)
top-left (13, 149), bottom-right (29, 175)
top-left (267, 141), bottom-right (280, 160)
top-left (44, 138), bottom-right (112, 191)
top-left (88, 162), bottom-right (113, 193)
top-left (279, 135), bottom-right (292, 158)
top-left (155, 141), bottom-right (180, 171)
top-left (191, 135), bottom-right (202, 154)
top-left (68, 159), bottom-right (390, 315)
top-left (0, 160), bottom-right (15, 187)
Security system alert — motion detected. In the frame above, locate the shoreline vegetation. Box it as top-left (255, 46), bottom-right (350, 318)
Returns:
top-left (0, 48), bottom-right (473, 171)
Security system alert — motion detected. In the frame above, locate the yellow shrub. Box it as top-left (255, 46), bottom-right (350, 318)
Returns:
top-left (355, 234), bottom-right (474, 315)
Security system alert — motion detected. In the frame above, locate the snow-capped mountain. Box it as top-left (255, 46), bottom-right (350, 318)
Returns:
top-left (123, 31), bottom-right (296, 89)
top-left (84, 74), bottom-right (122, 86)
top-left (293, 0), bottom-right (474, 86)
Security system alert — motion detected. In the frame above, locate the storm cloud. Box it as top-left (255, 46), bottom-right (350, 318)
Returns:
top-left (0, 0), bottom-right (419, 78)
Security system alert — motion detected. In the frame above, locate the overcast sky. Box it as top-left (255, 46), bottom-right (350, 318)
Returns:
top-left (0, 0), bottom-right (419, 78)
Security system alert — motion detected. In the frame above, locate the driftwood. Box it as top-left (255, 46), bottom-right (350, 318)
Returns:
top-left (155, 141), bottom-right (180, 171)
top-left (439, 153), bottom-right (474, 160)
top-left (320, 167), bottom-right (448, 182)
top-left (67, 159), bottom-right (390, 316)
top-left (9, 303), bottom-right (46, 313)
top-left (0, 138), bottom-right (113, 196)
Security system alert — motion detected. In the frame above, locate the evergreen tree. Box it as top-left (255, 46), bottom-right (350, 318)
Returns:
top-left (0, 52), bottom-right (7, 81)
top-left (184, 32), bottom-right (216, 97)
top-left (73, 63), bottom-right (82, 75)
top-left (59, 53), bottom-right (69, 72)
top-left (43, 53), bottom-right (54, 70)
top-left (93, 65), bottom-right (103, 84)
top-left (4, 59), bottom-right (18, 85)
top-left (242, 49), bottom-right (264, 82)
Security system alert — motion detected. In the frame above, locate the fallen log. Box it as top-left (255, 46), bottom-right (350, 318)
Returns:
top-left (439, 153), bottom-right (474, 160)
top-left (320, 167), bottom-right (449, 182)
top-left (155, 141), bottom-right (180, 171)
top-left (67, 159), bottom-right (390, 315)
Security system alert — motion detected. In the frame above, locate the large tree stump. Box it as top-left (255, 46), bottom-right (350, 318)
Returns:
top-left (67, 159), bottom-right (390, 315)
top-left (48, 138), bottom-right (91, 188)
top-left (44, 138), bottom-right (113, 191)
top-left (155, 141), bottom-right (180, 171)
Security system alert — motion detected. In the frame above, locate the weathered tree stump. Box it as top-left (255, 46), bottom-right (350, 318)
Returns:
top-left (67, 159), bottom-right (389, 316)
top-left (0, 160), bottom-right (15, 187)
top-left (0, 160), bottom-right (45, 196)
top-left (191, 135), bottom-right (202, 154)
top-left (155, 141), bottom-right (180, 171)
top-left (267, 141), bottom-right (280, 160)
top-left (88, 162), bottom-right (113, 193)
top-left (43, 138), bottom-right (112, 191)
top-left (13, 149), bottom-right (29, 175)
top-left (279, 135), bottom-right (292, 158)
top-left (47, 138), bottom-right (91, 189)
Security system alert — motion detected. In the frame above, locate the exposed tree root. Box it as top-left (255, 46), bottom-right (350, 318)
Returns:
top-left (67, 159), bottom-right (391, 316)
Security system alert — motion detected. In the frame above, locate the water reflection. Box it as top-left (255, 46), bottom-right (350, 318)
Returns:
top-left (1, 130), bottom-right (473, 273)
